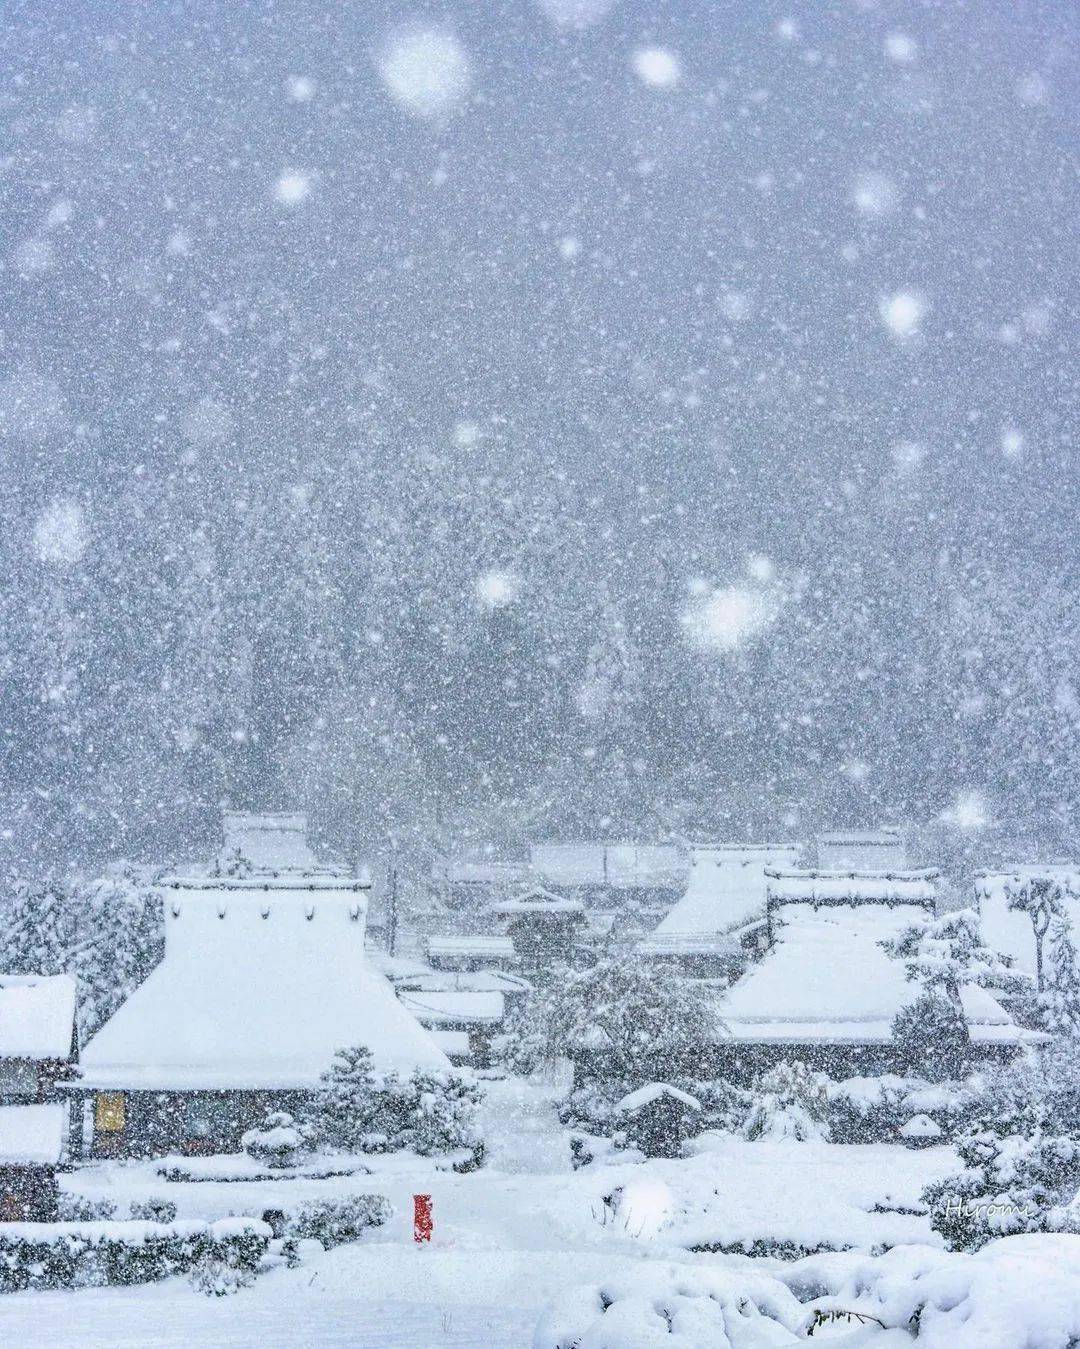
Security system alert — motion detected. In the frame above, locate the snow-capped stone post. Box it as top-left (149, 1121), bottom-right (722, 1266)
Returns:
top-left (413, 1193), bottom-right (433, 1244)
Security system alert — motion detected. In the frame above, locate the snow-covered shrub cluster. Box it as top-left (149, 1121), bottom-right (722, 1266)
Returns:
top-left (782, 1234), bottom-right (1080, 1348)
top-left (241, 1111), bottom-right (314, 1169)
top-left (826, 1073), bottom-right (977, 1143)
top-left (924, 1060), bottom-right (1080, 1250)
top-left (537, 1234), bottom-right (1080, 1348)
top-left (0, 1218), bottom-right (269, 1294)
top-left (282, 1194), bottom-right (391, 1250)
top-left (534, 1262), bottom-right (805, 1348)
top-left (308, 1044), bottom-right (482, 1156)
top-left (127, 1197), bottom-right (178, 1224)
top-left (741, 1061), bottom-right (830, 1142)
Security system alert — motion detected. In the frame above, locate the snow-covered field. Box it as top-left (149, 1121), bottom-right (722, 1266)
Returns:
top-left (2, 1080), bottom-right (965, 1347)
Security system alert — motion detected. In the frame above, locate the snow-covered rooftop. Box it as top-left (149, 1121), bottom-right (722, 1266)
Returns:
top-left (816, 829), bottom-right (907, 870)
top-left (79, 815), bottom-right (446, 1090)
top-left (614, 1083), bottom-right (702, 1114)
top-left (976, 864), bottom-right (1080, 978)
top-left (0, 1103), bottom-right (67, 1165)
top-left (646, 844), bottom-right (799, 949)
top-left (431, 858), bottom-right (529, 886)
top-left (721, 890), bottom-right (1034, 1046)
top-left (492, 885), bottom-right (586, 916)
top-left (172, 812), bottom-right (358, 886)
top-left (0, 974), bottom-right (77, 1061)
top-left (529, 842), bottom-right (685, 889)
top-left (396, 989), bottom-right (504, 1026)
top-left (766, 867), bottom-right (939, 907)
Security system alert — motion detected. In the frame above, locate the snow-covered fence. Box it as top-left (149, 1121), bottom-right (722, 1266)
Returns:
top-left (0, 1217), bottom-right (270, 1293)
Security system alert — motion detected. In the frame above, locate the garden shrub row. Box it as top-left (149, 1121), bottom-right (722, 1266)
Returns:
top-left (0, 1217), bottom-right (270, 1294)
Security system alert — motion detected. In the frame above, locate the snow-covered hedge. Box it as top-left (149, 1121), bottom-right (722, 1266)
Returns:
top-left (0, 1218), bottom-right (270, 1294)
top-left (283, 1194), bottom-right (391, 1249)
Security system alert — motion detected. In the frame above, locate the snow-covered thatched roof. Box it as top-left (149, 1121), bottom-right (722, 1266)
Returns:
top-left (975, 864), bottom-right (1080, 978)
top-left (79, 815), bottom-right (447, 1091)
top-left (0, 975), bottom-right (77, 1062)
top-left (430, 857), bottom-right (528, 887)
top-left (721, 879), bottom-right (1037, 1047)
top-left (0, 1103), bottom-right (67, 1166)
top-left (642, 844), bottom-right (799, 954)
top-left (816, 829), bottom-right (907, 871)
top-left (766, 867), bottom-right (939, 909)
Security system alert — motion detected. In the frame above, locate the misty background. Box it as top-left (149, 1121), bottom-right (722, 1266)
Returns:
top-left (0, 0), bottom-right (1076, 886)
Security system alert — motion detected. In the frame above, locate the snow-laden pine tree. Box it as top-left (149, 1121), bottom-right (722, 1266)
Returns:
top-left (70, 862), bottom-right (164, 1037)
top-left (1041, 916), bottom-right (1080, 1039)
top-left (883, 907), bottom-right (1030, 1082)
top-left (891, 988), bottom-right (972, 1082)
top-left (309, 1046), bottom-right (382, 1151)
top-left (0, 876), bottom-right (78, 975)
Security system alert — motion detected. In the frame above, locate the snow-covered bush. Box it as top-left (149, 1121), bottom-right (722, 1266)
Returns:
top-left (825, 1074), bottom-right (912, 1143)
top-left (785, 1234), bottom-right (1080, 1348)
top-left (924, 1062), bottom-right (1080, 1250)
top-left (189, 1244), bottom-right (256, 1296)
top-left (742, 1061), bottom-right (830, 1142)
top-left (284, 1194), bottom-right (391, 1249)
top-left (128, 1197), bottom-right (177, 1224)
top-left (241, 1111), bottom-right (314, 1169)
top-left (0, 1218), bottom-right (270, 1294)
top-left (401, 1069), bottom-right (483, 1155)
top-left (534, 1262), bottom-right (806, 1348)
top-left (307, 1045), bottom-right (482, 1156)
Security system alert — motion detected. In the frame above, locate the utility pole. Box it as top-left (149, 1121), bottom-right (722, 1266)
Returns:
top-left (386, 832), bottom-right (399, 957)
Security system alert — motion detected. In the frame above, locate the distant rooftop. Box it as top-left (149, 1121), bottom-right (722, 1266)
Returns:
top-left (766, 867), bottom-right (938, 908)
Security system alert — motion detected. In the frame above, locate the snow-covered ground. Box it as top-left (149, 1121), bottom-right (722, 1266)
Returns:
top-left (2, 1079), bottom-right (965, 1347)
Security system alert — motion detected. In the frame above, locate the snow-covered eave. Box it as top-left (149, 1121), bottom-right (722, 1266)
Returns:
top-left (165, 875), bottom-right (368, 892)
top-left (67, 1065), bottom-right (339, 1092)
top-left (637, 935), bottom-right (743, 957)
top-left (720, 1018), bottom-right (1047, 1046)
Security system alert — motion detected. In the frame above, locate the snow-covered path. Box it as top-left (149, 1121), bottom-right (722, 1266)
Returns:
top-left (478, 1074), bottom-right (572, 1175)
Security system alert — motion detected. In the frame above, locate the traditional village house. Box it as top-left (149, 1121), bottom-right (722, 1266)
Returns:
top-left (492, 885), bottom-right (586, 974)
top-left (75, 813), bottom-right (447, 1157)
top-left (0, 974), bottom-right (78, 1104)
top-left (637, 844), bottom-right (799, 976)
top-left (528, 843), bottom-right (686, 923)
top-left (429, 857), bottom-right (530, 930)
top-left (0, 975), bottom-right (77, 1221)
top-left (717, 867), bottom-right (1041, 1079)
